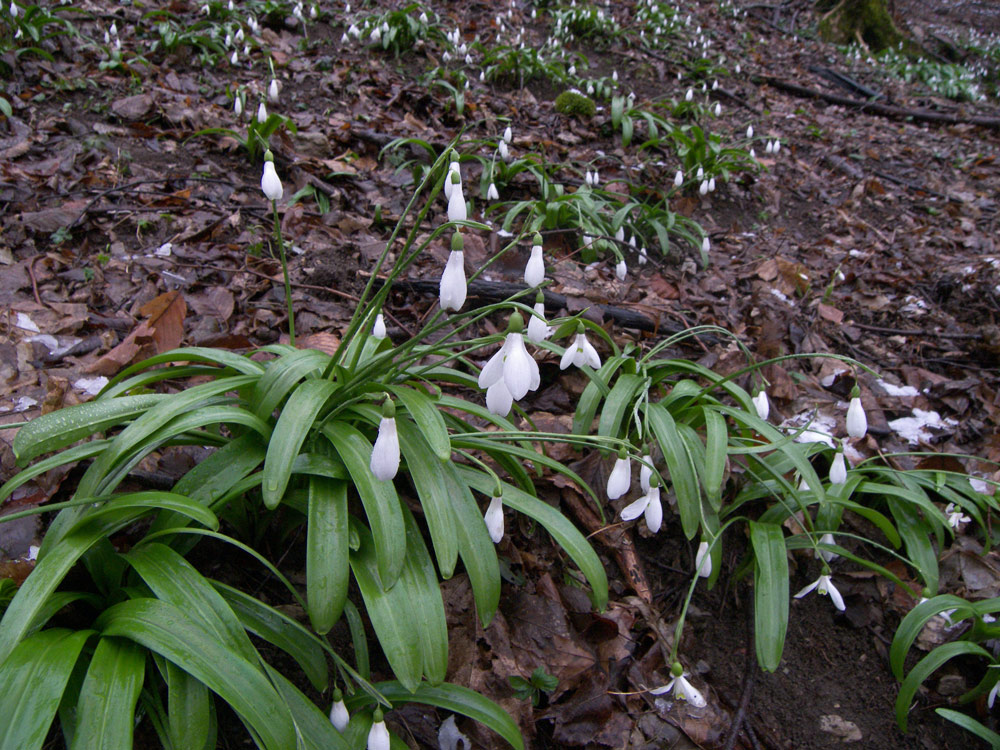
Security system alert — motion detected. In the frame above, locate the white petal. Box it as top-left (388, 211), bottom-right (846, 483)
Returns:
top-left (607, 457), bottom-right (631, 500)
top-left (368, 719), bottom-right (390, 750)
top-left (615, 260), bottom-right (627, 280)
top-left (639, 456), bottom-right (653, 492)
top-left (447, 181), bottom-right (467, 222)
top-left (372, 314), bottom-right (386, 339)
top-left (580, 336), bottom-right (602, 369)
top-left (485, 380), bottom-right (513, 416)
top-left (503, 333), bottom-right (535, 400)
top-left (752, 391), bottom-right (769, 421)
top-left (524, 245), bottom-right (545, 286)
top-left (527, 303), bottom-right (549, 343)
top-left (478, 341), bottom-right (508, 389)
top-left (829, 453), bottom-right (847, 485)
top-left (620, 494), bottom-right (649, 521)
top-left (675, 675), bottom-right (706, 708)
top-left (817, 533), bottom-right (839, 562)
top-left (439, 251), bottom-right (466, 311)
top-left (261, 161), bottom-right (283, 201)
top-left (559, 341), bottom-right (576, 370)
top-left (794, 578), bottom-right (820, 599)
top-left (674, 170), bottom-right (683, 187)
top-left (644, 487), bottom-right (662, 533)
top-left (846, 397), bottom-right (867, 438)
top-left (268, 78), bottom-right (280, 102)
top-left (695, 541), bottom-right (712, 578)
top-left (484, 496), bottom-right (504, 543)
top-left (989, 682), bottom-right (1000, 709)
top-left (820, 576), bottom-right (846, 611)
top-left (329, 700), bottom-right (350, 732)
top-left (487, 182), bottom-right (499, 201)
top-left (443, 161), bottom-right (459, 199)
top-left (370, 417), bottom-right (400, 481)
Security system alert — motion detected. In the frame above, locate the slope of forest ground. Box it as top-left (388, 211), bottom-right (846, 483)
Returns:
top-left (2, 0), bottom-right (1000, 747)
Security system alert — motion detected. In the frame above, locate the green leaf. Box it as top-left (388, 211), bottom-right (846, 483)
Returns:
top-left (889, 594), bottom-right (974, 680)
top-left (263, 379), bottom-right (339, 509)
top-left (646, 402), bottom-right (701, 539)
top-left (323, 421), bottom-right (406, 589)
top-left (895, 641), bottom-right (991, 732)
top-left (0, 628), bottom-right (93, 750)
top-left (398, 502), bottom-right (448, 684)
top-left (701, 408), bottom-right (727, 507)
top-left (263, 664), bottom-right (350, 750)
top-left (572, 356), bottom-right (627, 435)
top-left (935, 708), bottom-right (1000, 748)
top-left (750, 521), bottom-right (789, 672)
top-left (72, 636), bottom-right (145, 749)
top-left (0, 439), bottom-right (109, 504)
top-left (165, 660), bottom-right (214, 750)
top-left (252, 348), bottom-right (330, 420)
top-left (388, 384), bottom-right (451, 461)
top-left (306, 476), bottom-right (350, 634)
top-left (887, 498), bottom-right (939, 594)
top-left (597, 374), bottom-right (644, 440)
top-left (95, 598), bottom-right (296, 750)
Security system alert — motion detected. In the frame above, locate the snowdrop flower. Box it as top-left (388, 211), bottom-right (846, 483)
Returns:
top-left (701, 236), bottom-right (710, 255)
top-left (310, 4), bottom-right (317, 18)
top-left (348, 23), bottom-right (361, 38)
top-left (696, 166), bottom-right (704, 180)
top-left (419, 11), bottom-right (428, 23)
top-left (372, 313), bottom-right (387, 339)
top-left (795, 573), bottom-right (845, 611)
top-left (478, 312), bottom-right (540, 402)
top-left (650, 663), bottom-right (706, 708)
top-left (225, 32), bottom-right (232, 46)
top-left (695, 540), bottom-right (712, 577)
top-left (484, 494), bottom-right (505, 543)
top-left (235, 28), bottom-right (244, 43)
top-left (268, 78), bottom-right (280, 103)
top-left (585, 170), bottom-right (594, 187)
top-left (612, 69), bottom-right (618, 81)
top-left (846, 386), bottom-right (867, 438)
top-left (817, 533), bottom-right (839, 562)
top-left (774, 139), bottom-right (781, 153)
top-left (447, 172), bottom-right (467, 222)
top-left (257, 101), bottom-right (268, 123)
top-left (614, 255), bottom-right (627, 280)
top-left (945, 503), bottom-right (971, 529)
top-left (638, 454), bottom-right (653, 492)
top-left (440, 232), bottom-right (467, 311)
top-left (370, 399), bottom-right (400, 481)
top-left (234, 95), bottom-right (243, 118)
top-left (990, 680), bottom-right (1000, 710)
top-left (699, 180), bottom-right (709, 196)
top-left (559, 325), bottom-right (601, 370)
top-left (621, 476), bottom-right (662, 533)
top-left (227, 0), bottom-right (233, 10)
top-left (524, 233), bottom-right (545, 287)
top-left (368, 709), bottom-right (390, 750)
top-left (485, 379), bottom-right (513, 416)
top-left (829, 448), bottom-right (847, 485)
top-left (746, 124), bottom-right (754, 139)
top-left (370, 26), bottom-right (381, 43)
top-left (607, 450), bottom-right (631, 500)
top-left (750, 147), bottom-right (756, 159)
top-left (685, 88), bottom-right (693, 101)
top-left (242, 43), bottom-right (249, 56)
top-left (109, 20), bottom-right (117, 36)
top-left (765, 140), bottom-right (774, 154)
top-left (735, 63), bottom-right (741, 74)
top-left (231, 50), bottom-right (239, 65)
top-left (464, 53), bottom-right (473, 65)
top-left (503, 125), bottom-right (512, 144)
top-left (443, 157), bottom-right (460, 199)
top-left (329, 689), bottom-right (349, 732)
top-left (638, 245), bottom-right (647, 266)
top-left (527, 292), bottom-right (550, 343)
top-left (674, 170), bottom-right (684, 187)
top-left (752, 389), bottom-right (769, 420)
top-left (486, 182), bottom-right (499, 201)
top-left (713, 102), bottom-right (721, 116)
top-left (498, 140), bottom-right (509, 162)
top-left (708, 177), bottom-right (716, 192)
top-left (261, 151), bottom-right (283, 201)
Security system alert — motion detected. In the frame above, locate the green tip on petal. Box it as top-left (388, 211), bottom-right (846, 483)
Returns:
top-left (535, 290), bottom-right (545, 304)
top-left (670, 662), bottom-right (684, 677)
top-left (373, 708), bottom-right (384, 722)
top-left (617, 446), bottom-right (627, 459)
top-left (649, 474), bottom-right (659, 488)
top-left (533, 232), bottom-right (543, 246)
top-left (263, 149), bottom-right (274, 163)
top-left (508, 311), bottom-right (524, 333)
top-left (849, 384), bottom-right (860, 399)
top-left (380, 397), bottom-right (396, 419)
top-left (332, 688), bottom-right (343, 702)
top-left (450, 171), bottom-right (460, 184)
top-left (451, 231), bottom-right (464, 252)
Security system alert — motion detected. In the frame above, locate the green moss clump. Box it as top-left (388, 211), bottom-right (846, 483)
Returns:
top-left (817, 0), bottom-right (910, 54)
top-left (555, 90), bottom-right (596, 119)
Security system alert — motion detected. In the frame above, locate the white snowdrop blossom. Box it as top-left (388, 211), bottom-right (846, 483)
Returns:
top-left (487, 182), bottom-right (499, 201)
top-left (257, 101), bottom-right (268, 123)
top-left (639, 455), bottom-right (654, 492)
top-left (329, 690), bottom-right (349, 732)
top-left (591, 169), bottom-right (599, 186)
top-left (484, 495), bottom-right (505, 543)
top-left (696, 166), bottom-right (704, 180)
top-left (846, 389), bottom-right (867, 438)
top-left (372, 313), bottom-right (387, 339)
top-left (370, 404), bottom-right (400, 481)
top-left (708, 177), bottom-right (716, 192)
top-left (447, 172), bottom-right (467, 222)
top-left (621, 479), bottom-right (662, 534)
top-left (443, 159), bottom-right (460, 199)
top-left (990, 681), bottom-right (1000, 710)
top-left (526, 293), bottom-right (550, 343)
top-left (829, 450), bottom-right (847, 485)
top-left (713, 102), bottom-right (721, 116)
top-left (650, 666), bottom-right (706, 708)
top-left (695, 541), bottom-right (712, 577)
top-left (485, 379), bottom-right (513, 416)
top-left (615, 258), bottom-right (627, 281)
top-left (268, 78), bottom-right (280, 103)
top-left (674, 170), bottom-right (684, 187)
top-left (477, 314), bottom-right (540, 402)
top-left (585, 170), bottom-right (594, 187)
top-left (699, 180), bottom-right (709, 196)
top-left (701, 236), bottom-right (711, 255)
top-left (498, 139), bottom-right (510, 162)
top-left (752, 390), bottom-right (769, 420)
top-left (261, 153), bottom-right (283, 201)
top-left (945, 503), bottom-right (971, 529)
top-left (638, 245), bottom-right (648, 265)
top-left (503, 125), bottom-right (512, 144)
top-left (774, 139), bottom-right (781, 153)
top-left (234, 96), bottom-right (243, 118)
top-left (817, 533), bottom-right (839, 563)
top-left (231, 50), bottom-right (239, 65)
top-left (606, 453), bottom-right (631, 500)
top-left (370, 26), bottom-right (381, 43)
top-left (795, 573), bottom-right (845, 611)
top-left (746, 124), bottom-right (754, 139)
top-left (765, 140), bottom-right (774, 154)
top-left (440, 233), bottom-right (467, 311)
top-left (685, 88), bottom-right (693, 101)
top-left (559, 328), bottom-right (601, 370)
top-left (524, 234), bottom-right (545, 287)
top-left (368, 709), bottom-right (390, 750)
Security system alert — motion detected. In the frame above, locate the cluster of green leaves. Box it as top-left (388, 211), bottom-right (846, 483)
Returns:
top-left (481, 43), bottom-right (570, 88)
top-left (140, 10), bottom-right (226, 63)
top-left (631, 0), bottom-right (682, 49)
top-left (847, 43), bottom-right (986, 102)
top-left (0, 1), bottom-right (81, 72)
top-left (357, 3), bottom-right (438, 56)
top-left (550, 3), bottom-right (620, 46)
top-left (670, 122), bottom-right (757, 185)
top-left (508, 667), bottom-right (558, 707)
top-left (193, 110), bottom-right (297, 163)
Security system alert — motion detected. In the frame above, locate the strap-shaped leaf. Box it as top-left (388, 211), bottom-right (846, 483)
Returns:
top-left (252, 348), bottom-right (330, 420)
top-left (263, 379), bottom-right (339, 509)
top-left (323, 421), bottom-right (405, 589)
top-left (165, 660), bottom-right (215, 750)
top-left (935, 708), bottom-right (1000, 747)
top-left (95, 598), bottom-right (296, 750)
top-left (887, 498), bottom-right (939, 594)
top-left (13, 395), bottom-right (165, 466)
top-left (396, 419), bottom-right (459, 579)
top-left (398, 502), bottom-right (448, 684)
top-left (306, 476), bottom-right (350, 634)
top-left (889, 594), bottom-right (975, 680)
top-left (572, 356), bottom-right (627, 435)
top-left (895, 641), bottom-right (992, 732)
top-left (349, 521), bottom-right (422, 692)
top-left (103, 348), bottom-right (264, 393)
top-left (701, 407), bottom-right (728, 507)
top-left (597, 373), bottom-right (644, 439)
top-left (388, 384), bottom-right (451, 461)
top-left (72, 636), bottom-right (145, 750)
top-left (0, 628), bottom-right (93, 750)
top-left (458, 466), bottom-right (608, 611)
top-left (647, 402), bottom-right (701, 539)
top-left (0, 439), bottom-right (109, 504)
top-left (750, 521), bottom-right (789, 672)
top-left (263, 663), bottom-right (350, 750)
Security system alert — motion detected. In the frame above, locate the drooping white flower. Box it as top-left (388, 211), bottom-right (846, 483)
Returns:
top-left (370, 404), bottom-right (400, 481)
top-left (329, 690), bottom-right (350, 732)
top-left (696, 166), bottom-right (704, 180)
top-left (774, 139), bottom-right (781, 153)
top-left (607, 452), bottom-right (631, 500)
top-left (685, 88), bottom-right (693, 101)
top-left (846, 388), bottom-right (867, 438)
top-left (713, 102), bottom-right (721, 116)
top-left (674, 170), bottom-right (683, 187)
top-left (440, 233), bottom-right (467, 311)
top-left (234, 95), bottom-right (243, 118)
top-left (498, 140), bottom-right (510, 162)
top-left (615, 259), bottom-right (627, 281)
top-left (447, 172), bottom-right (467, 222)
top-left (699, 180), bottom-right (709, 195)
top-left (701, 236), bottom-right (710, 255)
top-left (708, 177), bottom-right (716, 192)
top-left (638, 246), bottom-right (648, 266)
top-left (268, 78), bottom-right (280, 103)
top-left (503, 125), bottom-right (512, 144)
top-left (231, 50), bottom-right (239, 65)
top-left (261, 153), bottom-right (283, 201)
top-left (419, 11), bottom-right (428, 23)
top-left (752, 390), bottom-right (769, 421)
top-left (765, 140), bottom-right (774, 154)
top-left (477, 313), bottom-right (540, 401)
top-left (257, 101), bottom-right (268, 123)
top-left (585, 170), bottom-right (594, 187)
top-left (443, 158), bottom-right (460, 199)
top-left (944, 502), bottom-right (971, 529)
top-left (484, 495), bottom-right (504, 543)
top-left (829, 450), bottom-right (847, 485)
top-left (485, 379), bottom-right (513, 416)
top-left (695, 541), bottom-right (712, 578)
top-left (372, 313), bottom-right (387, 339)
top-left (650, 667), bottom-right (706, 708)
top-left (795, 573), bottom-right (845, 611)
top-left (639, 454), bottom-right (653, 492)
top-left (368, 709), bottom-right (390, 750)
top-left (990, 681), bottom-right (1000, 710)
top-left (527, 293), bottom-right (550, 343)
top-left (487, 182), bottom-right (499, 201)
top-left (109, 20), bottom-right (117, 36)
top-left (370, 26), bottom-right (381, 43)
top-left (591, 169), bottom-right (599, 186)
top-left (816, 533), bottom-right (839, 562)
top-left (559, 328), bottom-right (601, 370)
top-left (524, 233), bottom-right (545, 287)
top-left (620, 479), bottom-right (661, 534)
top-left (746, 124), bottom-right (754, 139)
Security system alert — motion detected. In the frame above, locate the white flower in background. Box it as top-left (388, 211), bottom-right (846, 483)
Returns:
top-left (615, 226), bottom-right (625, 243)
top-left (585, 170), bottom-right (594, 187)
top-left (235, 28), bottom-right (244, 42)
top-left (685, 88), bottom-right (693, 101)
top-left (989, 681), bottom-right (1000, 710)
top-left (622, 480), bottom-right (662, 533)
top-left (612, 69), bottom-right (618, 81)
top-left (242, 43), bottom-right (250, 56)
top-left (639, 454), bottom-right (654, 492)
top-left (268, 78), bottom-right (280, 103)
top-left (747, 124), bottom-right (754, 138)
top-left (257, 101), bottom-right (268, 123)
top-left (774, 139), bottom-right (781, 153)
top-left (261, 151), bottom-right (283, 201)
top-left (370, 400), bottom-right (400, 481)
top-left (817, 533), bottom-right (839, 562)
top-left (447, 172), bottom-right (467, 222)
top-left (503, 125), bottom-right (512, 144)
top-left (440, 232), bottom-right (467, 311)
top-left (829, 450), bottom-right (847, 485)
top-left (368, 709), bottom-right (390, 750)
top-left (696, 166), bottom-right (704, 180)
top-left (708, 177), bottom-right (716, 192)
top-left (650, 665), bottom-right (706, 708)
top-left (607, 452), bottom-right (631, 500)
top-left (487, 182), bottom-right (499, 201)
top-left (348, 23), bottom-right (361, 38)
top-left (231, 50), bottom-right (239, 65)
top-left (592, 169), bottom-right (599, 186)
top-left (370, 26), bottom-right (381, 43)
top-left (695, 540), bottom-right (712, 577)
top-left (310, 4), bottom-right (317, 18)
top-left (234, 95), bottom-right (243, 118)
top-left (638, 245), bottom-right (648, 265)
top-left (527, 292), bottom-right (550, 343)
top-left (498, 139), bottom-right (510, 162)
top-left (674, 170), bottom-right (684, 187)
top-left (559, 327), bottom-right (601, 370)
top-left (752, 390), bottom-right (769, 420)
top-left (699, 180), bottom-right (709, 195)
top-left (846, 387), bottom-right (867, 438)
top-left (329, 690), bottom-right (350, 732)
top-left (701, 236), bottom-right (710, 255)
top-left (945, 502), bottom-right (971, 529)
top-left (524, 233), bottom-right (545, 287)
top-left (765, 140), bottom-right (774, 154)
top-left (478, 313), bottom-right (540, 402)
top-left (795, 573), bottom-right (845, 611)
top-left (109, 20), bottom-right (117, 36)
top-left (615, 258), bottom-right (627, 281)
top-left (419, 11), bottom-right (428, 23)
top-left (225, 32), bottom-right (232, 46)
top-left (750, 147), bottom-right (756, 159)
top-left (443, 158), bottom-right (460, 199)
top-left (484, 494), bottom-right (505, 543)
top-left (713, 102), bottom-right (721, 116)
top-left (372, 313), bottom-right (387, 339)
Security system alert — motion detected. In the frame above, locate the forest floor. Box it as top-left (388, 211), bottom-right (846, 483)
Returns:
top-left (2, 0), bottom-right (1000, 747)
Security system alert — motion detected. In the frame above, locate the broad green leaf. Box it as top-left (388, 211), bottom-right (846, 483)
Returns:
top-left (343, 600), bottom-right (370, 679)
top-left (887, 498), bottom-right (939, 594)
top-left (895, 641), bottom-right (991, 732)
top-left (750, 521), bottom-right (789, 672)
top-left (165, 660), bottom-right (214, 750)
top-left (95, 598), bottom-right (296, 750)
top-left (935, 708), bottom-right (1000, 748)
top-left (0, 628), bottom-right (93, 750)
top-left (263, 379), bottom-right (339, 509)
top-left (647, 402), bottom-right (701, 539)
top-left (597, 373), bottom-right (644, 440)
top-left (398, 502), bottom-right (448, 684)
top-left (252, 348), bottom-right (330, 420)
top-left (0, 439), bottom-right (109, 504)
top-left (349, 521), bottom-right (422, 692)
top-left (388, 384), bottom-right (451, 461)
top-left (291, 452), bottom-right (347, 481)
top-left (572, 356), bottom-right (627, 435)
top-left (306, 476), bottom-right (350, 634)
top-left (72, 636), bottom-right (145, 750)
top-left (323, 421), bottom-right (406, 589)
top-left (701, 407), bottom-right (727, 507)
top-left (103, 348), bottom-right (264, 392)
top-left (263, 664), bottom-right (350, 750)
top-left (889, 595), bottom-right (975, 680)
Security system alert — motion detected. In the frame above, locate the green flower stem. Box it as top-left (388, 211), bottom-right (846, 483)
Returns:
top-left (272, 198), bottom-right (295, 346)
